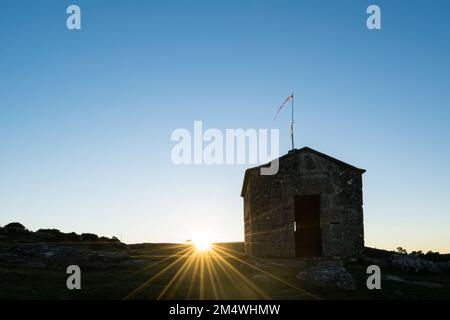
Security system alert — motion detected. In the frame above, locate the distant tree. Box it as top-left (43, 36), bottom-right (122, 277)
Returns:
top-left (424, 250), bottom-right (444, 262)
top-left (2, 222), bottom-right (30, 236)
top-left (65, 232), bottom-right (81, 242)
top-left (36, 229), bottom-right (65, 242)
top-left (4, 222), bottom-right (27, 232)
top-left (81, 233), bottom-right (99, 242)
top-left (396, 247), bottom-right (408, 255)
top-left (110, 236), bottom-right (120, 243)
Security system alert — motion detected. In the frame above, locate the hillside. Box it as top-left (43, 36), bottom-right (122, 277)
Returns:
top-left (1, 223), bottom-right (449, 299)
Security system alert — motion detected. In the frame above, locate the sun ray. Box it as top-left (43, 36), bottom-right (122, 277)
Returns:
top-left (207, 251), bottom-right (242, 299)
top-left (187, 252), bottom-right (201, 298)
top-left (209, 249), bottom-right (269, 299)
top-left (124, 246), bottom-right (195, 299)
top-left (204, 254), bottom-right (220, 299)
top-left (157, 251), bottom-right (198, 299)
top-left (213, 245), bottom-right (321, 300)
top-left (124, 238), bottom-right (320, 300)
top-left (164, 254), bottom-right (198, 298)
top-left (126, 245), bottom-right (193, 279)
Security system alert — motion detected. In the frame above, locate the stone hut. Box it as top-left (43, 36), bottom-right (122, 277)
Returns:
top-left (241, 147), bottom-right (365, 259)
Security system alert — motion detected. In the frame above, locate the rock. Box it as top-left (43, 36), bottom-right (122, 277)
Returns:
top-left (23, 260), bottom-right (47, 268)
top-left (17, 244), bottom-right (85, 259)
top-left (422, 260), bottom-right (440, 273)
top-left (267, 258), bottom-right (308, 268)
top-left (435, 261), bottom-right (450, 273)
top-left (390, 254), bottom-right (423, 272)
top-left (0, 252), bottom-right (47, 268)
top-left (249, 260), bottom-right (266, 268)
top-left (252, 274), bottom-right (271, 282)
top-left (386, 274), bottom-right (443, 288)
top-left (361, 256), bottom-right (389, 268)
top-left (296, 260), bottom-right (355, 291)
top-left (118, 259), bottom-right (148, 266)
top-left (389, 254), bottom-right (440, 273)
top-left (111, 242), bottom-right (128, 250)
top-left (88, 251), bottom-right (129, 262)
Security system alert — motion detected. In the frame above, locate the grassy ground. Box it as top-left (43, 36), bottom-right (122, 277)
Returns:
top-left (1, 242), bottom-right (449, 300)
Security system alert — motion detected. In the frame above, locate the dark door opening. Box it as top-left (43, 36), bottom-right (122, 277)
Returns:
top-left (294, 195), bottom-right (322, 257)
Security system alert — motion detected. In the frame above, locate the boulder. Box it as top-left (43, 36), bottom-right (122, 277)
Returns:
top-left (436, 261), bottom-right (450, 273)
top-left (17, 243), bottom-right (85, 259)
top-left (88, 251), bottom-right (129, 262)
top-left (251, 274), bottom-right (272, 283)
top-left (296, 260), bottom-right (355, 291)
top-left (389, 254), bottom-right (440, 273)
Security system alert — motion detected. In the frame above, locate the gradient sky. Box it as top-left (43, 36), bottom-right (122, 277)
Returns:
top-left (1, 0), bottom-right (449, 252)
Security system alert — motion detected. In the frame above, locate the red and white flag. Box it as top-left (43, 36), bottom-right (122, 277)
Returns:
top-left (274, 94), bottom-right (294, 120)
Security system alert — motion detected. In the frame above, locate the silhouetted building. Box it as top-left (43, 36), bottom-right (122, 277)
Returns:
top-left (241, 147), bottom-right (365, 259)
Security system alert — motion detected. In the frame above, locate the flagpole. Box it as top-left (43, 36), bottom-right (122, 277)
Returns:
top-left (291, 92), bottom-right (294, 150)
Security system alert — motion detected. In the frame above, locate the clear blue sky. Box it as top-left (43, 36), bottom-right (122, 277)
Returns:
top-left (1, 0), bottom-right (449, 252)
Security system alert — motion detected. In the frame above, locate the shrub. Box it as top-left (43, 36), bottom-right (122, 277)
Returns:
top-left (2, 222), bottom-right (30, 236)
top-left (410, 250), bottom-right (424, 256)
top-left (424, 251), bottom-right (446, 262)
top-left (81, 233), bottom-right (99, 242)
top-left (4, 222), bottom-right (28, 232)
top-left (65, 232), bottom-right (81, 242)
top-left (35, 229), bottom-right (66, 242)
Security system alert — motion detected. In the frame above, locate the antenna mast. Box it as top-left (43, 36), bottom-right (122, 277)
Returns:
top-left (290, 92), bottom-right (295, 150)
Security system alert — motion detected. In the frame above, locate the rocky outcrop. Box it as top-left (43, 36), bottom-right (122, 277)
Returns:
top-left (362, 248), bottom-right (450, 274)
top-left (0, 223), bottom-right (128, 271)
top-left (0, 242), bottom-right (129, 271)
top-left (389, 254), bottom-right (440, 273)
top-left (296, 260), bottom-right (356, 291)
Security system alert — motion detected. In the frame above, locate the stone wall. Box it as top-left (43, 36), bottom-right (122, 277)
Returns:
top-left (242, 148), bottom-right (365, 259)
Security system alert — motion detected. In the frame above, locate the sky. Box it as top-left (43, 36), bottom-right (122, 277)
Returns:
top-left (0, 0), bottom-right (449, 253)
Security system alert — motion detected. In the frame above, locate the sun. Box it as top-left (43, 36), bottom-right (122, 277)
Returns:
top-left (194, 239), bottom-right (211, 252)
top-left (189, 235), bottom-right (212, 252)
top-left (186, 231), bottom-right (213, 252)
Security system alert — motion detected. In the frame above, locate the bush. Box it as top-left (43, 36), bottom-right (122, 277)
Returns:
top-left (81, 233), bottom-right (99, 242)
top-left (98, 236), bottom-right (121, 243)
top-left (65, 232), bottom-right (81, 242)
top-left (423, 251), bottom-right (447, 262)
top-left (410, 250), bottom-right (424, 256)
top-left (4, 222), bottom-right (27, 232)
top-left (35, 229), bottom-right (65, 242)
top-left (2, 222), bottom-right (30, 236)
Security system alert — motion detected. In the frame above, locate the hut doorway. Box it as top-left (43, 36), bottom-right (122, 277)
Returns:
top-left (295, 195), bottom-right (322, 257)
